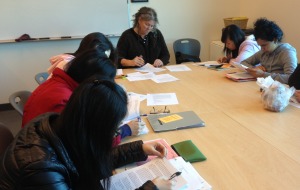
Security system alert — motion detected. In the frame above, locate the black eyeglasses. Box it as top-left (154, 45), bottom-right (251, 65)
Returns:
top-left (150, 106), bottom-right (170, 114)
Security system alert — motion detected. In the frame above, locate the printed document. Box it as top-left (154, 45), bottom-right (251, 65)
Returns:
top-left (147, 93), bottom-right (179, 106)
top-left (230, 61), bottom-right (248, 72)
top-left (106, 158), bottom-right (187, 190)
top-left (126, 72), bottom-right (156, 81)
top-left (169, 157), bottom-right (212, 190)
top-left (166, 65), bottom-right (191, 72)
top-left (135, 63), bottom-right (166, 73)
top-left (151, 74), bottom-right (179, 83)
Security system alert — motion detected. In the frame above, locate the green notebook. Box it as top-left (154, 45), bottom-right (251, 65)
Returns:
top-left (171, 140), bottom-right (206, 163)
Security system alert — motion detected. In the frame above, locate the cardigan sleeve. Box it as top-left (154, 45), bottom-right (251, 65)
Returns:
top-left (112, 140), bottom-right (147, 168)
top-left (156, 30), bottom-right (170, 65)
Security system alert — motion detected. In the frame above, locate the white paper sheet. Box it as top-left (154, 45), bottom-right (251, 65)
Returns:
top-left (169, 157), bottom-right (212, 190)
top-left (147, 93), bottom-right (179, 106)
top-left (126, 72), bottom-right (156, 81)
top-left (151, 74), bottom-right (179, 83)
top-left (135, 63), bottom-right (166, 73)
top-left (289, 96), bottom-right (300, 108)
top-left (127, 92), bottom-right (147, 102)
top-left (166, 65), bottom-right (192, 72)
top-left (230, 61), bottom-right (248, 72)
top-left (106, 158), bottom-right (187, 190)
top-left (116, 69), bottom-right (123, 75)
top-left (123, 93), bottom-right (140, 121)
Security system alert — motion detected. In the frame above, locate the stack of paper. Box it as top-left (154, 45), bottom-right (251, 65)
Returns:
top-left (135, 63), bottom-right (166, 73)
top-left (112, 139), bottom-right (212, 190)
top-left (110, 157), bottom-right (211, 190)
top-left (225, 72), bottom-right (256, 82)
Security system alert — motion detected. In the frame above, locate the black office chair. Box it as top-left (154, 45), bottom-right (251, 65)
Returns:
top-left (173, 38), bottom-right (201, 64)
top-left (35, 72), bottom-right (49, 85)
top-left (0, 122), bottom-right (14, 156)
top-left (9, 90), bottom-right (32, 116)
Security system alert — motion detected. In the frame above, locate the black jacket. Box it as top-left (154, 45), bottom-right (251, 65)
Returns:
top-left (288, 63), bottom-right (300, 89)
top-left (0, 113), bottom-right (157, 190)
top-left (117, 28), bottom-right (170, 68)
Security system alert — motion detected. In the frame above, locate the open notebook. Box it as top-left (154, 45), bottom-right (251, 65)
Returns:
top-left (147, 111), bottom-right (205, 132)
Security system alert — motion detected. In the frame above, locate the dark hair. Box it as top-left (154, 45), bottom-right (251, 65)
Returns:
top-left (56, 75), bottom-right (128, 189)
top-left (73, 32), bottom-right (116, 62)
top-left (221, 24), bottom-right (246, 58)
top-left (254, 18), bottom-right (283, 42)
top-left (66, 48), bottom-right (117, 83)
top-left (133, 7), bottom-right (158, 31)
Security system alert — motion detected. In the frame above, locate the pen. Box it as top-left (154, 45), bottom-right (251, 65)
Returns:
top-left (169, 171), bottom-right (181, 180)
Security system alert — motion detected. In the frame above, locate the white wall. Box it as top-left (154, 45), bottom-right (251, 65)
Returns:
top-left (1, 0), bottom-right (241, 104)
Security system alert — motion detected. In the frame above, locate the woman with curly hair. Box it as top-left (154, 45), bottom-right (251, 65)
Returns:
top-left (241, 18), bottom-right (297, 84)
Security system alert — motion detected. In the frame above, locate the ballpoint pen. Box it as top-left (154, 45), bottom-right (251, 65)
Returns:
top-left (169, 171), bottom-right (182, 180)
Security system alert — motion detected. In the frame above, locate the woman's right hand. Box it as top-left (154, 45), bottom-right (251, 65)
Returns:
top-left (217, 56), bottom-right (228, 64)
top-left (295, 90), bottom-right (300, 102)
top-left (152, 177), bottom-right (174, 190)
top-left (132, 55), bottom-right (145, 67)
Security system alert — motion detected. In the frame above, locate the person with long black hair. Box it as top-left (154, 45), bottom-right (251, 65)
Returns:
top-left (218, 24), bottom-right (260, 64)
top-left (0, 75), bottom-right (173, 190)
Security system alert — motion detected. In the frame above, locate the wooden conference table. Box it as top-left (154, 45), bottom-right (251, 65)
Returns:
top-left (116, 63), bottom-right (300, 190)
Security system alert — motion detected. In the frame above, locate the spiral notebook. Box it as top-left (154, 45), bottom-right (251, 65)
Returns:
top-left (147, 111), bottom-right (205, 132)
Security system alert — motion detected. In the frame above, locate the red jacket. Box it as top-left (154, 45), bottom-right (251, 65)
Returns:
top-left (22, 68), bottom-right (78, 127)
top-left (22, 68), bottom-right (122, 146)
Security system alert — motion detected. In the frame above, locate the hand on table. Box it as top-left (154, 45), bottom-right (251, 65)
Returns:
top-left (153, 59), bottom-right (163, 67)
top-left (294, 90), bottom-right (300, 102)
top-left (132, 55), bottom-right (145, 67)
top-left (217, 56), bottom-right (228, 64)
top-left (246, 67), bottom-right (265, 78)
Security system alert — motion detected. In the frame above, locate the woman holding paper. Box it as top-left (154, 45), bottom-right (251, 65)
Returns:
top-left (117, 7), bottom-right (170, 68)
top-left (241, 18), bottom-right (297, 84)
top-left (0, 75), bottom-right (173, 190)
top-left (218, 24), bottom-right (260, 64)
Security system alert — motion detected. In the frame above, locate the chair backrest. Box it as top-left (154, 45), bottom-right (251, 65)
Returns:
top-left (9, 90), bottom-right (32, 116)
top-left (35, 72), bottom-right (49, 85)
top-left (0, 122), bottom-right (14, 156)
top-left (173, 38), bottom-right (201, 64)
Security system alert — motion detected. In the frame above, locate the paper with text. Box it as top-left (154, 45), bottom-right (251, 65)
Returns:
top-left (230, 61), bottom-right (248, 72)
top-left (135, 63), bottom-right (166, 73)
top-left (126, 72), bottom-right (156, 81)
top-left (151, 74), bottom-right (179, 83)
top-left (169, 157), bottom-right (212, 190)
top-left (166, 65), bottom-right (192, 72)
top-left (147, 93), bottom-right (179, 106)
top-left (107, 158), bottom-right (187, 190)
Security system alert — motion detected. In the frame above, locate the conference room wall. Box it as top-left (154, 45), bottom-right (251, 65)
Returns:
top-left (0, 0), bottom-right (239, 104)
top-left (239, 0), bottom-right (300, 61)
